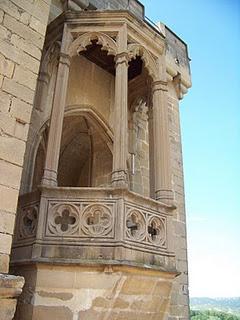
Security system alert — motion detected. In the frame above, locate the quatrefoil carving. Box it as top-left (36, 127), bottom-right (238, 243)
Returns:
top-left (147, 216), bottom-right (166, 245)
top-left (126, 209), bottom-right (146, 241)
top-left (82, 204), bottom-right (112, 236)
top-left (19, 206), bottom-right (38, 238)
top-left (49, 204), bottom-right (79, 235)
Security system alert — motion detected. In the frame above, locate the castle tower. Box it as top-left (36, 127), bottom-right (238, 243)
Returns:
top-left (0, 1), bottom-right (191, 319)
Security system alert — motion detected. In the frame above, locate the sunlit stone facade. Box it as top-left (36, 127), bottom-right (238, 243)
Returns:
top-left (0, 0), bottom-right (191, 319)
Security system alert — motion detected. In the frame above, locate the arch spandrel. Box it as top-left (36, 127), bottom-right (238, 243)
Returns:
top-left (68, 32), bottom-right (118, 57)
top-left (127, 43), bottom-right (158, 81)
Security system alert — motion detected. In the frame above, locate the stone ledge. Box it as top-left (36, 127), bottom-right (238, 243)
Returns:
top-left (0, 273), bottom-right (25, 298)
top-left (0, 274), bottom-right (25, 320)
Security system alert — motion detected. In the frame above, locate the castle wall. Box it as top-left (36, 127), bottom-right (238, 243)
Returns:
top-left (0, 1), bottom-right (51, 318)
top-left (0, 0), bottom-right (50, 275)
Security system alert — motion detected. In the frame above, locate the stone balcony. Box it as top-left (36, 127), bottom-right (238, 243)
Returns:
top-left (12, 188), bottom-right (176, 272)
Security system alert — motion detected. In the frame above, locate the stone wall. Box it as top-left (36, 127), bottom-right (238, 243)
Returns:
top-left (0, 0), bottom-right (51, 273)
top-left (0, 0), bottom-right (51, 318)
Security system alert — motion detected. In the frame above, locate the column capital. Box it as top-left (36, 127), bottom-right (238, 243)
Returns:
top-left (155, 189), bottom-right (175, 206)
top-left (38, 71), bottom-right (50, 84)
top-left (152, 80), bottom-right (168, 93)
top-left (59, 52), bottom-right (71, 68)
top-left (114, 52), bottom-right (129, 67)
top-left (111, 170), bottom-right (128, 188)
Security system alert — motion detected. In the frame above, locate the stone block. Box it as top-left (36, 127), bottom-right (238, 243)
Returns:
top-left (0, 10), bottom-right (3, 24)
top-left (0, 233), bottom-right (12, 255)
top-left (11, 0), bottom-right (50, 25)
top-left (0, 24), bottom-right (11, 41)
top-left (113, 297), bottom-right (129, 309)
top-left (0, 184), bottom-right (19, 214)
top-left (0, 159), bottom-right (22, 189)
top-left (153, 281), bottom-right (172, 297)
top-left (10, 97), bottom-right (32, 124)
top-left (30, 16), bottom-right (46, 36)
top-left (14, 120), bottom-right (29, 141)
top-left (3, 14), bottom-right (44, 49)
top-left (11, 34), bottom-right (42, 61)
top-left (13, 65), bottom-right (38, 91)
top-left (33, 306), bottom-right (72, 320)
top-left (0, 253), bottom-right (9, 273)
top-left (0, 75), bottom-right (3, 88)
top-left (0, 0), bottom-right (20, 20)
top-left (0, 210), bottom-right (15, 235)
top-left (0, 91), bottom-right (12, 113)
top-left (2, 77), bottom-right (34, 105)
top-left (0, 298), bottom-right (17, 320)
top-left (0, 53), bottom-right (14, 78)
top-left (121, 276), bottom-right (155, 295)
top-left (20, 12), bottom-right (30, 25)
top-left (36, 267), bottom-right (75, 288)
top-left (0, 36), bottom-right (40, 74)
top-left (0, 135), bottom-right (25, 166)
top-left (0, 111), bottom-right (16, 136)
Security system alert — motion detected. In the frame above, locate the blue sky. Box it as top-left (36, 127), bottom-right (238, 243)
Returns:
top-left (141, 0), bottom-right (240, 297)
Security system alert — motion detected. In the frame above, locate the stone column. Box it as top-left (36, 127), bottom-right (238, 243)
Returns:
top-left (111, 25), bottom-right (129, 188)
top-left (152, 56), bottom-right (174, 205)
top-left (34, 71), bottom-right (50, 111)
top-left (41, 42), bottom-right (71, 186)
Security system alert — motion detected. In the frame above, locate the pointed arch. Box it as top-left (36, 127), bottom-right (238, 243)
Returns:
top-left (68, 32), bottom-right (117, 57)
top-left (128, 43), bottom-right (158, 81)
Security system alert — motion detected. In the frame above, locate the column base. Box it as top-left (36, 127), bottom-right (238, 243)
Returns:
top-left (41, 169), bottom-right (58, 187)
top-left (111, 170), bottom-right (128, 188)
top-left (0, 273), bottom-right (25, 320)
top-left (155, 189), bottom-right (175, 206)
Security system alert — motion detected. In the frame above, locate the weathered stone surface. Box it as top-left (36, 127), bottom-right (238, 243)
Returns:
top-left (33, 306), bottom-right (72, 320)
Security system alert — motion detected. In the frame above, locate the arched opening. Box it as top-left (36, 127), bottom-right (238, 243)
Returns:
top-left (31, 113), bottom-right (113, 189)
top-left (58, 114), bottom-right (113, 187)
top-left (127, 50), bottom-right (155, 198)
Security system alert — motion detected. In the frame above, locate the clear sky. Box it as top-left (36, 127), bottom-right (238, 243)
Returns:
top-left (141, 0), bottom-right (240, 297)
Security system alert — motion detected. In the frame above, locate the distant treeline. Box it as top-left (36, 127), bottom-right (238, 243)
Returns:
top-left (190, 310), bottom-right (240, 320)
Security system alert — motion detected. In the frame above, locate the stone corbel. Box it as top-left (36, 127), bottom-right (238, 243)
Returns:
top-left (173, 72), bottom-right (183, 100)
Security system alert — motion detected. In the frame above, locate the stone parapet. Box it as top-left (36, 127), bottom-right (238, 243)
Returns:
top-left (12, 187), bottom-right (176, 271)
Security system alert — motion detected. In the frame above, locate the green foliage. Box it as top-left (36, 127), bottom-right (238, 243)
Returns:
top-left (190, 309), bottom-right (240, 320)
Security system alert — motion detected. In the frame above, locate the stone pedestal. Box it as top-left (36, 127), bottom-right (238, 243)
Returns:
top-left (0, 274), bottom-right (24, 320)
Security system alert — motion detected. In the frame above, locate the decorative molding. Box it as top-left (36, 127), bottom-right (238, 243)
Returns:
top-left (127, 43), bottom-right (158, 81)
top-left (69, 32), bottom-right (117, 57)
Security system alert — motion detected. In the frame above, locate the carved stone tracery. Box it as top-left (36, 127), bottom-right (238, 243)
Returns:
top-left (48, 203), bottom-right (79, 235)
top-left (69, 32), bottom-right (117, 57)
top-left (126, 209), bottom-right (146, 241)
top-left (82, 204), bottom-right (112, 236)
top-left (128, 43), bottom-right (158, 81)
top-left (19, 205), bottom-right (38, 239)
